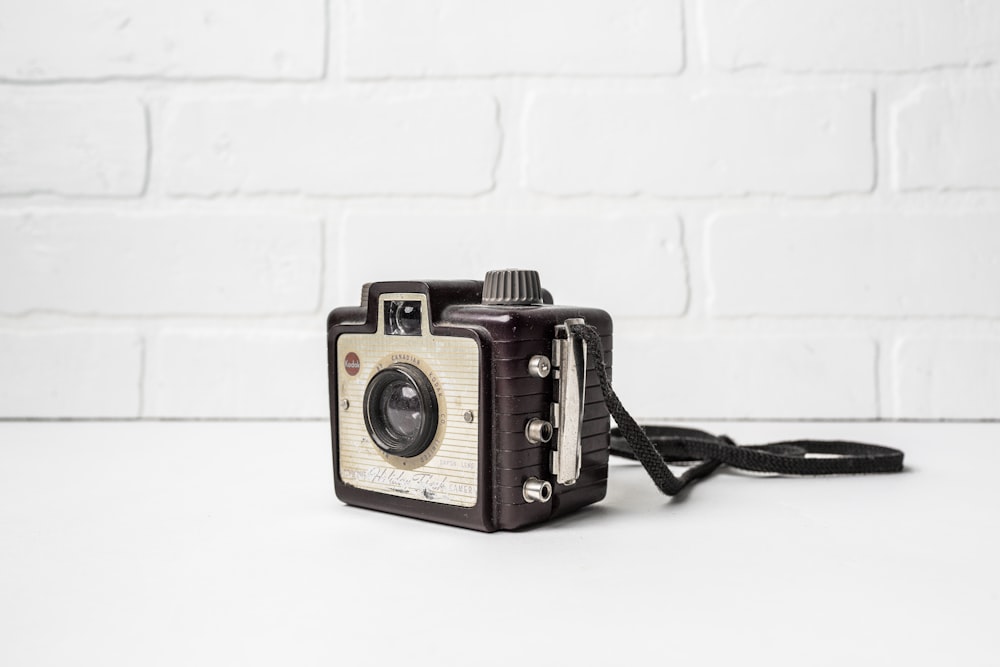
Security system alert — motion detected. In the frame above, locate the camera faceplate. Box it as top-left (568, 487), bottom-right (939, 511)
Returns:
top-left (335, 293), bottom-right (480, 508)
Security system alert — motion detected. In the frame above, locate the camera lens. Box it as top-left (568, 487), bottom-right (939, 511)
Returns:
top-left (363, 363), bottom-right (438, 458)
top-left (378, 381), bottom-right (422, 440)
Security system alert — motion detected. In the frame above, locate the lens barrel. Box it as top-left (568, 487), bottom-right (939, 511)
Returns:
top-left (363, 363), bottom-right (439, 458)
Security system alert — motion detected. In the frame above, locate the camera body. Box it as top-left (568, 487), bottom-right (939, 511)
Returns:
top-left (327, 270), bottom-right (613, 531)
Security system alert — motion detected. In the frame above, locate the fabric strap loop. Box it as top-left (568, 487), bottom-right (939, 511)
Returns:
top-left (568, 323), bottom-right (905, 497)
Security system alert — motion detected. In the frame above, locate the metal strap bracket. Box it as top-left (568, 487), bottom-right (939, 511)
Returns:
top-left (550, 318), bottom-right (587, 486)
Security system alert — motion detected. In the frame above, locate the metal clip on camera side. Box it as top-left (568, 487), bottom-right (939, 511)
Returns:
top-left (551, 318), bottom-right (587, 486)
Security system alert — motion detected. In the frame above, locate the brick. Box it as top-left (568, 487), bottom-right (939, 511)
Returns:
top-left (0, 96), bottom-right (146, 196)
top-left (0, 0), bottom-right (324, 80)
top-left (524, 90), bottom-right (873, 196)
top-left (144, 329), bottom-right (328, 418)
top-left (702, 0), bottom-right (1000, 72)
top-left (0, 212), bottom-right (320, 315)
top-left (0, 329), bottom-right (141, 418)
top-left (344, 0), bottom-right (683, 77)
top-left (612, 334), bottom-right (877, 419)
top-left (332, 213), bottom-right (687, 317)
top-left (892, 86), bottom-right (1000, 190)
top-left (894, 338), bottom-right (1000, 419)
top-left (707, 212), bottom-right (1000, 316)
top-left (164, 96), bottom-right (498, 196)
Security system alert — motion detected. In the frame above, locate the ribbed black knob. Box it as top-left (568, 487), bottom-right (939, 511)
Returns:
top-left (482, 269), bottom-right (543, 306)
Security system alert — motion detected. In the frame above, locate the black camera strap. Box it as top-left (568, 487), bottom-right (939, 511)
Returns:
top-left (569, 323), bottom-right (905, 496)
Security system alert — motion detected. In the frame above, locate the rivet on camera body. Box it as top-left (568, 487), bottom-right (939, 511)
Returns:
top-left (327, 269), bottom-right (613, 532)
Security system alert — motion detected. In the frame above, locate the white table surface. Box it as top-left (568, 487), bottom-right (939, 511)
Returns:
top-left (1, 421), bottom-right (997, 666)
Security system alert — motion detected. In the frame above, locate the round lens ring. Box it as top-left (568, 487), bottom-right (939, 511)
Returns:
top-left (363, 363), bottom-right (439, 459)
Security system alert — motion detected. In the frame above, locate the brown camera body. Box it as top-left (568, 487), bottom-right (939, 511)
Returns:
top-left (327, 272), bottom-right (613, 531)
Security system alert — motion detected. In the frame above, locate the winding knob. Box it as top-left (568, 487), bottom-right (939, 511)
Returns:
top-left (482, 269), bottom-right (543, 306)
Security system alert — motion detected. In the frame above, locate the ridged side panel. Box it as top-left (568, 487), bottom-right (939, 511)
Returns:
top-left (469, 311), bottom-right (611, 531)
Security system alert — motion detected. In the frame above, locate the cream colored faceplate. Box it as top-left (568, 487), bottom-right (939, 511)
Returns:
top-left (336, 293), bottom-right (480, 508)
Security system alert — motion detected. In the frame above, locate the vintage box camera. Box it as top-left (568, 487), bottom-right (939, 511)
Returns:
top-left (327, 269), bottom-right (613, 531)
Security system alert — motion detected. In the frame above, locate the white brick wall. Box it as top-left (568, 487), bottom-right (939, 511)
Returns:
top-left (0, 330), bottom-right (141, 418)
top-left (701, 0), bottom-right (1000, 73)
top-left (1, 0), bottom-right (998, 421)
top-left (706, 213), bottom-right (1000, 317)
top-left (144, 329), bottom-right (328, 418)
top-left (524, 89), bottom-right (874, 196)
top-left (333, 213), bottom-right (688, 317)
top-left (892, 86), bottom-right (1000, 191)
top-left (0, 94), bottom-right (147, 195)
top-left (163, 95), bottom-right (499, 195)
top-left (893, 338), bottom-right (1000, 420)
top-left (0, 212), bottom-right (321, 315)
top-left (0, 0), bottom-right (326, 80)
top-left (613, 335), bottom-right (878, 419)
top-left (343, 0), bottom-right (684, 77)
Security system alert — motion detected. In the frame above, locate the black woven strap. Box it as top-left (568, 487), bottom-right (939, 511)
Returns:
top-left (569, 323), bottom-right (905, 497)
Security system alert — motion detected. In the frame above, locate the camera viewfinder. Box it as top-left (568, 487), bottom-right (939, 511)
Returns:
top-left (385, 300), bottom-right (422, 336)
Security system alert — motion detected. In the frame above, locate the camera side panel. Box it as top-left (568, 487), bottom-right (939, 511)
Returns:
top-left (442, 305), bottom-right (613, 531)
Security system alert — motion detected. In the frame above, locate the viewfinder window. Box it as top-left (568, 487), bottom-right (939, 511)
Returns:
top-left (385, 300), bottom-right (422, 336)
